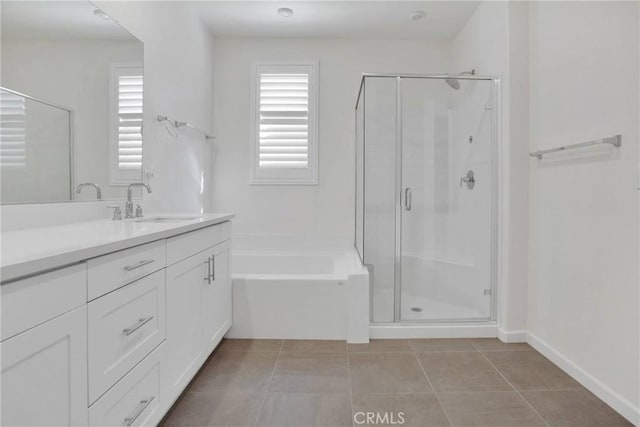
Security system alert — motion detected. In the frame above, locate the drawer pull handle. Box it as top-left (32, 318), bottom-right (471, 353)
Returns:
top-left (124, 395), bottom-right (155, 426)
top-left (204, 257), bottom-right (212, 284)
top-left (124, 259), bottom-right (155, 272)
top-left (211, 254), bottom-right (216, 281)
top-left (123, 316), bottom-right (154, 336)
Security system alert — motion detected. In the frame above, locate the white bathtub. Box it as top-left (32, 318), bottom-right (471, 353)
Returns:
top-left (228, 247), bottom-right (370, 343)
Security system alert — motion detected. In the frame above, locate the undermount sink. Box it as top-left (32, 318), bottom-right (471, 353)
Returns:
top-left (132, 216), bottom-right (201, 223)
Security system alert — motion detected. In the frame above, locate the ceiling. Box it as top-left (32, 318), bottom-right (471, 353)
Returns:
top-left (196, 1), bottom-right (480, 40)
top-left (1, 1), bottom-right (138, 41)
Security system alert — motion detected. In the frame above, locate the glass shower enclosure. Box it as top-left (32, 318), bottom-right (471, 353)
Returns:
top-left (355, 74), bottom-right (499, 323)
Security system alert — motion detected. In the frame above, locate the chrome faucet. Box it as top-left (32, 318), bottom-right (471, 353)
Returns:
top-left (76, 182), bottom-right (102, 200)
top-left (125, 183), bottom-right (152, 219)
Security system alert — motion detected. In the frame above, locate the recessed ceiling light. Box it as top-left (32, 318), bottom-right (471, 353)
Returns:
top-left (278, 7), bottom-right (294, 18)
top-left (410, 10), bottom-right (427, 22)
top-left (93, 9), bottom-right (111, 21)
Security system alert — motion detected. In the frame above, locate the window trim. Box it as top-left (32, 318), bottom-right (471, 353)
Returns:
top-left (249, 61), bottom-right (319, 185)
top-left (109, 63), bottom-right (143, 186)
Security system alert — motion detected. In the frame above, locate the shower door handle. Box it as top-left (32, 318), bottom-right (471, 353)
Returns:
top-left (403, 188), bottom-right (412, 211)
top-left (460, 170), bottom-right (476, 190)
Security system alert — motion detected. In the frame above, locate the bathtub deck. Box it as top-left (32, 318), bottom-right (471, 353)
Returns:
top-left (160, 338), bottom-right (630, 427)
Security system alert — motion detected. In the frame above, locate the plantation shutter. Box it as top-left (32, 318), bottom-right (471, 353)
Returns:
top-left (117, 73), bottom-right (143, 171)
top-left (259, 73), bottom-right (309, 169)
top-left (110, 64), bottom-right (143, 184)
top-left (0, 90), bottom-right (26, 167)
top-left (252, 63), bottom-right (318, 184)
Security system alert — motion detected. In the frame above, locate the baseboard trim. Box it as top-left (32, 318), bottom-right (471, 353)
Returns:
top-left (370, 323), bottom-right (497, 339)
top-left (347, 338), bottom-right (370, 344)
top-left (527, 333), bottom-right (639, 426)
top-left (498, 328), bottom-right (527, 343)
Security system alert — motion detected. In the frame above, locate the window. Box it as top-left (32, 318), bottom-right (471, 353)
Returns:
top-left (250, 62), bottom-right (318, 184)
top-left (109, 64), bottom-right (143, 184)
top-left (0, 90), bottom-right (26, 168)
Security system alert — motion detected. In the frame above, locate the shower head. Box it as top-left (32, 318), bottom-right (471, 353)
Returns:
top-left (445, 69), bottom-right (475, 90)
top-left (445, 78), bottom-right (461, 90)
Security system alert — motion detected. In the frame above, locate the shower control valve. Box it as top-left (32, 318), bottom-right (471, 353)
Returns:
top-left (460, 170), bottom-right (475, 190)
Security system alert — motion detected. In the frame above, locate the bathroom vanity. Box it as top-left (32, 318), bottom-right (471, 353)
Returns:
top-left (0, 2), bottom-right (230, 424)
top-left (1, 215), bottom-right (233, 426)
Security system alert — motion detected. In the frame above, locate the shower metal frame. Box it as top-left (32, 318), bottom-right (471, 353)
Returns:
top-left (355, 73), bottom-right (501, 325)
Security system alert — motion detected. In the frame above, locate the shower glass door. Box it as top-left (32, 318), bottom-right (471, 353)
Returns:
top-left (399, 77), bottom-right (495, 322)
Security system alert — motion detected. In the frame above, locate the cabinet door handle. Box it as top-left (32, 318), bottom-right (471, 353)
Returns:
top-left (404, 188), bottom-right (412, 211)
top-left (204, 257), bottom-right (212, 284)
top-left (211, 254), bottom-right (216, 281)
top-left (124, 395), bottom-right (155, 426)
top-left (124, 259), bottom-right (155, 272)
top-left (123, 316), bottom-right (154, 336)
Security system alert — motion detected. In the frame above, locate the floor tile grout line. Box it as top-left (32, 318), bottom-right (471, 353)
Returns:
top-left (346, 350), bottom-right (356, 427)
top-left (411, 349), bottom-right (481, 353)
top-left (252, 340), bottom-right (284, 427)
top-left (470, 339), bottom-right (534, 353)
top-left (475, 346), bottom-right (551, 427)
top-left (342, 390), bottom-right (445, 396)
top-left (413, 351), bottom-right (454, 427)
top-left (433, 388), bottom-right (584, 394)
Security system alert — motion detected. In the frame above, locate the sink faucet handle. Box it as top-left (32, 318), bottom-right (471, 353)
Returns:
top-left (135, 204), bottom-right (144, 218)
top-left (106, 205), bottom-right (122, 221)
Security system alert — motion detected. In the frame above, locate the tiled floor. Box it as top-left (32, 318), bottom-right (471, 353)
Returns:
top-left (160, 338), bottom-right (631, 427)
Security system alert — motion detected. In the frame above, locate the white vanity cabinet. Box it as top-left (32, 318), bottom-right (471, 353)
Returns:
top-left (1, 218), bottom-right (233, 427)
top-left (1, 264), bottom-right (89, 427)
top-left (202, 241), bottom-right (232, 355)
top-left (164, 249), bottom-right (208, 396)
top-left (2, 307), bottom-right (88, 426)
top-left (164, 223), bottom-right (232, 402)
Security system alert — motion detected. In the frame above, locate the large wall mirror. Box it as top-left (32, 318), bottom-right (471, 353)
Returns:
top-left (1, 1), bottom-right (143, 204)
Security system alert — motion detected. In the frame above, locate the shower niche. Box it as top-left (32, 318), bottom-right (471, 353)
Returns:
top-left (355, 74), bottom-right (499, 324)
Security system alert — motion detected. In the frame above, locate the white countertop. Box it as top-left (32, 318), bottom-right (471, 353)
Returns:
top-left (1, 213), bottom-right (234, 283)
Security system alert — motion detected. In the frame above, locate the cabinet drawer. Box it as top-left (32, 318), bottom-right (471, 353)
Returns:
top-left (88, 240), bottom-right (165, 300)
top-left (88, 270), bottom-right (166, 403)
top-left (2, 263), bottom-right (87, 341)
top-left (89, 344), bottom-right (163, 427)
top-left (166, 222), bottom-right (231, 266)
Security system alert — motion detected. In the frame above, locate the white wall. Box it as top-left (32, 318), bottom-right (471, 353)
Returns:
top-left (504, 1), bottom-right (531, 338)
top-left (211, 38), bottom-right (450, 239)
top-left (528, 1), bottom-right (639, 423)
top-left (451, 1), bottom-right (530, 337)
top-left (2, 39), bottom-right (142, 201)
top-left (95, 1), bottom-right (216, 213)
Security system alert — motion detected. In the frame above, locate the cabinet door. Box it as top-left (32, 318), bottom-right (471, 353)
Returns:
top-left (1, 306), bottom-right (88, 427)
top-left (164, 250), bottom-right (207, 398)
top-left (202, 241), bottom-right (232, 354)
